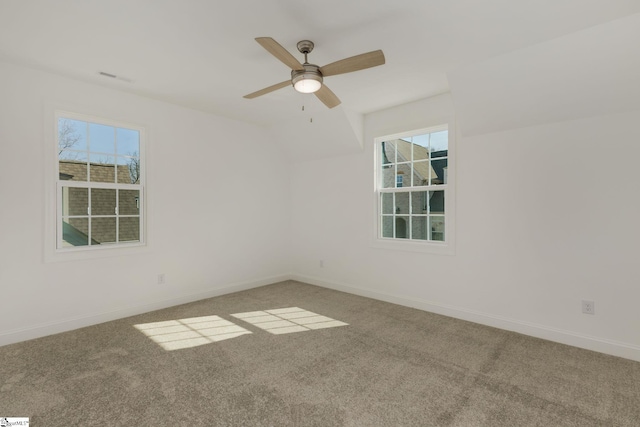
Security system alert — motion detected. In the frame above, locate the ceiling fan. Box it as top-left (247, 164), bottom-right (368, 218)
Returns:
top-left (243, 37), bottom-right (385, 109)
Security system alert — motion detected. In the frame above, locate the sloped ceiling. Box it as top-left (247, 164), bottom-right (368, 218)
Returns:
top-left (1, 1), bottom-right (639, 158)
top-left (448, 13), bottom-right (640, 137)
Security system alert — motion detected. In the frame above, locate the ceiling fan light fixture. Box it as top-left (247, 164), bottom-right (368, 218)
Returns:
top-left (291, 64), bottom-right (323, 94)
top-left (293, 78), bottom-right (322, 93)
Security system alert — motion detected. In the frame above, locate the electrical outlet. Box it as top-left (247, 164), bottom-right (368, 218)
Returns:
top-left (158, 273), bottom-right (166, 285)
top-left (582, 300), bottom-right (595, 315)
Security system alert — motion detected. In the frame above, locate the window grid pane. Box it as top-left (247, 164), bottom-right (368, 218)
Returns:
top-left (378, 189), bottom-right (446, 243)
top-left (60, 184), bottom-right (142, 247)
top-left (57, 114), bottom-right (144, 250)
top-left (378, 128), bottom-right (448, 243)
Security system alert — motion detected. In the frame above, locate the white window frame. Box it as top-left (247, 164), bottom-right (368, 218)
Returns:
top-left (52, 110), bottom-right (146, 255)
top-left (373, 124), bottom-right (455, 255)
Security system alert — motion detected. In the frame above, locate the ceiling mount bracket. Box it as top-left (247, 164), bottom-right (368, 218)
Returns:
top-left (296, 40), bottom-right (315, 55)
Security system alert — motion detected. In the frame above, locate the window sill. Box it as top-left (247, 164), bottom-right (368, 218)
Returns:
top-left (46, 242), bottom-right (148, 263)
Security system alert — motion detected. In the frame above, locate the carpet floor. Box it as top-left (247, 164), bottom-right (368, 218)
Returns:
top-left (1, 280), bottom-right (639, 426)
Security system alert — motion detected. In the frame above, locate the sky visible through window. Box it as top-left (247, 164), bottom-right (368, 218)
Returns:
top-left (401, 130), bottom-right (448, 152)
top-left (60, 118), bottom-right (140, 163)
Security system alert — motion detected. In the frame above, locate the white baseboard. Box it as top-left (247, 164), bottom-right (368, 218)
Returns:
top-left (5, 272), bottom-right (639, 363)
top-left (0, 273), bottom-right (291, 347)
top-left (291, 273), bottom-right (640, 362)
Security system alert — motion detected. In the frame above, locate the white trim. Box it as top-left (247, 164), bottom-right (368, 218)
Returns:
top-left (0, 274), bottom-right (291, 347)
top-left (4, 271), bottom-right (639, 362)
top-left (45, 105), bottom-right (148, 261)
top-left (291, 274), bottom-right (640, 362)
top-left (377, 124), bottom-right (449, 146)
top-left (372, 123), bottom-right (456, 255)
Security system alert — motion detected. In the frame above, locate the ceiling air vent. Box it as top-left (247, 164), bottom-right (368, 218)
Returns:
top-left (98, 71), bottom-right (133, 83)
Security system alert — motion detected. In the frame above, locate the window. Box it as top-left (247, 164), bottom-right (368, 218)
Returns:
top-left (56, 112), bottom-right (144, 250)
top-left (376, 126), bottom-right (449, 243)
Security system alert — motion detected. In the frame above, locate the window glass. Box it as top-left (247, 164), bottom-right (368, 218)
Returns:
top-left (91, 218), bottom-right (117, 244)
top-left (63, 218), bottom-right (89, 247)
top-left (91, 188), bottom-right (116, 215)
top-left (430, 216), bottom-right (445, 241)
top-left (62, 187), bottom-right (88, 216)
top-left (395, 192), bottom-right (410, 215)
top-left (395, 217), bottom-right (409, 239)
top-left (119, 190), bottom-right (140, 215)
top-left (411, 216), bottom-right (428, 241)
top-left (116, 156), bottom-right (140, 184)
top-left (382, 216), bottom-right (393, 238)
top-left (58, 118), bottom-right (87, 151)
top-left (89, 123), bottom-right (115, 154)
top-left (119, 217), bottom-right (140, 242)
top-left (89, 154), bottom-right (115, 183)
top-left (377, 127), bottom-right (448, 244)
top-left (381, 164), bottom-right (396, 189)
top-left (381, 193), bottom-right (393, 215)
top-left (116, 128), bottom-right (139, 156)
top-left (56, 113), bottom-right (144, 250)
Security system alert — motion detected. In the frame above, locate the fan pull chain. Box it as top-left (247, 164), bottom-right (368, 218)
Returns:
top-left (302, 96), bottom-right (313, 123)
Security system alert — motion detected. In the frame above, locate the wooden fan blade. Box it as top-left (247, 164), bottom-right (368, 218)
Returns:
top-left (314, 85), bottom-right (341, 108)
top-left (243, 80), bottom-right (291, 99)
top-left (255, 37), bottom-right (304, 71)
top-left (319, 50), bottom-right (385, 77)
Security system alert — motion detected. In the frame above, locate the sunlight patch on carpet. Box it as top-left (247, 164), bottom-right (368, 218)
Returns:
top-left (134, 315), bottom-right (252, 350)
top-left (231, 307), bottom-right (348, 334)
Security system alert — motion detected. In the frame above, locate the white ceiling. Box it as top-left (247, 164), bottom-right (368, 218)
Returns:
top-left (1, 0), bottom-right (639, 127)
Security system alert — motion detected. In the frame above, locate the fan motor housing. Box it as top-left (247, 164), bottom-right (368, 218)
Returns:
top-left (291, 63), bottom-right (323, 89)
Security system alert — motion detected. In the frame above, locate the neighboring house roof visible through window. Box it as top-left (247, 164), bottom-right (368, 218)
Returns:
top-left (62, 222), bottom-right (99, 246)
top-left (394, 139), bottom-right (441, 184)
top-left (58, 161), bottom-right (136, 183)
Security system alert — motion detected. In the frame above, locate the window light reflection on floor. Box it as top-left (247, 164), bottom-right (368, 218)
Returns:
top-left (134, 315), bottom-right (252, 351)
top-left (231, 307), bottom-right (348, 335)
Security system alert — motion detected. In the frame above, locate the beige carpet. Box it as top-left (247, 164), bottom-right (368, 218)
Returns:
top-left (1, 281), bottom-right (639, 426)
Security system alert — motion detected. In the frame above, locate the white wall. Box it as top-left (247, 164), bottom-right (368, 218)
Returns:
top-left (268, 106), bottom-right (364, 162)
top-left (290, 93), bottom-right (640, 361)
top-left (290, 15), bottom-right (640, 361)
top-left (0, 60), bottom-right (291, 345)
